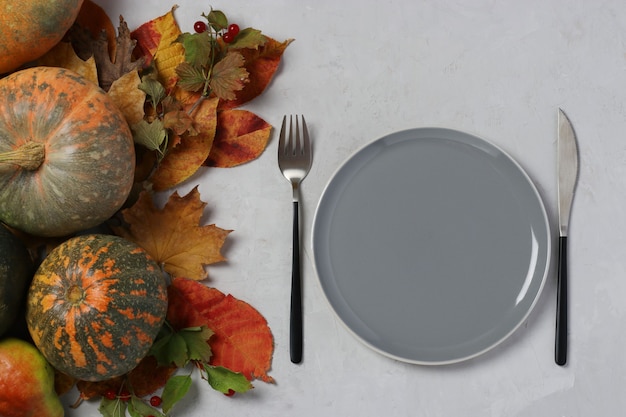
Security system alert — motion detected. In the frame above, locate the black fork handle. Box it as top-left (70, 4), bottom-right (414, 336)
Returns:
top-left (290, 201), bottom-right (303, 363)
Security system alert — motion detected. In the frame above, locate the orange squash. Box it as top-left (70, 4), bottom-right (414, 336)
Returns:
top-left (0, 66), bottom-right (135, 237)
top-left (0, 0), bottom-right (85, 74)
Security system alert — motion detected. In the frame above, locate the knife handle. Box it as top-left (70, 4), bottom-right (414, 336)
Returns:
top-left (555, 236), bottom-right (568, 366)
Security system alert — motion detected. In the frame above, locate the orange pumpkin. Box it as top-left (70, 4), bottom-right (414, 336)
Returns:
top-left (0, 66), bottom-right (135, 237)
top-left (0, 0), bottom-right (85, 74)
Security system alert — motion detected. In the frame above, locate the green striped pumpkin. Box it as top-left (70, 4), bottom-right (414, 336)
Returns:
top-left (26, 234), bottom-right (167, 381)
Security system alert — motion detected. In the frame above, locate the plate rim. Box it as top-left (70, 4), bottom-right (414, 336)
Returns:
top-left (310, 127), bottom-right (552, 365)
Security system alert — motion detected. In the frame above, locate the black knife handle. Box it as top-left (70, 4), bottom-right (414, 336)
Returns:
top-left (555, 236), bottom-right (568, 366)
top-left (290, 201), bottom-right (303, 364)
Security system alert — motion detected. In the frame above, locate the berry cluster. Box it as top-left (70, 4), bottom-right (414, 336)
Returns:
top-left (193, 20), bottom-right (240, 43)
top-left (103, 389), bottom-right (162, 413)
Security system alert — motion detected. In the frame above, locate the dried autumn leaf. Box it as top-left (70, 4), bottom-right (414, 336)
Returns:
top-left (77, 356), bottom-right (176, 400)
top-left (168, 278), bottom-right (274, 383)
top-left (132, 7), bottom-right (186, 89)
top-left (209, 51), bottom-right (249, 101)
top-left (74, 0), bottom-right (117, 59)
top-left (36, 42), bottom-right (98, 84)
top-left (114, 187), bottom-right (231, 280)
top-left (205, 110), bottom-right (272, 167)
top-left (218, 37), bottom-right (294, 110)
top-left (149, 96), bottom-right (219, 191)
top-left (107, 70), bottom-right (146, 125)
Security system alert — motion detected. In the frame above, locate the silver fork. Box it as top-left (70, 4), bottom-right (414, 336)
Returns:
top-left (278, 115), bottom-right (312, 364)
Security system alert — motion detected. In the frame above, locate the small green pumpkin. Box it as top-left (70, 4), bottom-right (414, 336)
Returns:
top-left (26, 234), bottom-right (167, 381)
top-left (0, 67), bottom-right (135, 237)
top-left (0, 225), bottom-right (34, 337)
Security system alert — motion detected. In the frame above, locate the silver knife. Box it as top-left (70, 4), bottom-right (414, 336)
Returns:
top-left (556, 108), bottom-right (579, 366)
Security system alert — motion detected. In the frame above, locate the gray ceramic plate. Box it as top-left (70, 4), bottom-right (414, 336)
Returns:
top-left (312, 128), bottom-right (551, 365)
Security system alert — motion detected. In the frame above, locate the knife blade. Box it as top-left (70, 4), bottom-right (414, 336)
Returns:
top-left (555, 108), bottom-right (579, 366)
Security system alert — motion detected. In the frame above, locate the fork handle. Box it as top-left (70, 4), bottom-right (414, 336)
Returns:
top-left (290, 201), bottom-right (303, 363)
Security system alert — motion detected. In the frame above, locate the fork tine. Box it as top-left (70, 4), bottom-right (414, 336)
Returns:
top-left (279, 115), bottom-right (287, 155)
top-left (287, 115), bottom-right (295, 155)
top-left (301, 116), bottom-right (310, 157)
top-left (293, 115), bottom-right (300, 155)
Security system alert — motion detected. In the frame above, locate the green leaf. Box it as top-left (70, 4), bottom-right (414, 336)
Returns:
top-left (175, 62), bottom-right (208, 92)
top-left (204, 365), bottom-right (253, 394)
top-left (128, 396), bottom-right (166, 417)
top-left (98, 398), bottom-right (126, 417)
top-left (228, 28), bottom-right (268, 50)
top-left (206, 9), bottom-right (228, 31)
top-left (138, 76), bottom-right (166, 110)
top-left (131, 119), bottom-right (167, 154)
top-left (161, 374), bottom-right (193, 414)
top-left (209, 52), bottom-right (249, 100)
top-left (180, 326), bottom-right (214, 363)
top-left (177, 32), bottom-right (212, 68)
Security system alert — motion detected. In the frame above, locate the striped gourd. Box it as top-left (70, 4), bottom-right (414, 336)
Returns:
top-left (26, 234), bottom-right (167, 381)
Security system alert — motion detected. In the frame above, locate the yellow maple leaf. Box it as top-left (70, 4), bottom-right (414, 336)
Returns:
top-left (114, 186), bottom-right (231, 280)
top-left (107, 70), bottom-right (146, 125)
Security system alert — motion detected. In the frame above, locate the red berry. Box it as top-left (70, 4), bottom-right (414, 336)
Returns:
top-left (228, 24), bottom-right (240, 36)
top-left (224, 389), bottom-right (236, 396)
top-left (222, 32), bottom-right (234, 43)
top-left (119, 390), bottom-right (131, 402)
top-left (103, 389), bottom-right (116, 400)
top-left (194, 21), bottom-right (207, 33)
top-left (150, 395), bottom-right (163, 407)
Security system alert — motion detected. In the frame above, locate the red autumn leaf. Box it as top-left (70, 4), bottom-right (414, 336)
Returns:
top-left (167, 277), bottom-right (274, 383)
top-left (218, 37), bottom-right (293, 111)
top-left (204, 109), bottom-right (272, 167)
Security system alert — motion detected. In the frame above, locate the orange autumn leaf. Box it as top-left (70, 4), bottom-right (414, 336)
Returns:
top-left (205, 110), bottom-right (272, 167)
top-left (168, 277), bottom-right (274, 383)
top-left (36, 42), bottom-right (98, 84)
top-left (218, 37), bottom-right (294, 111)
top-left (131, 7), bottom-right (185, 89)
top-left (150, 96), bottom-right (219, 191)
top-left (114, 186), bottom-right (231, 280)
top-left (75, 0), bottom-right (117, 59)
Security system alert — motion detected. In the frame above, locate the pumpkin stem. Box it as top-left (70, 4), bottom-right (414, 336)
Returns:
top-left (0, 141), bottom-right (45, 170)
top-left (67, 285), bottom-right (85, 305)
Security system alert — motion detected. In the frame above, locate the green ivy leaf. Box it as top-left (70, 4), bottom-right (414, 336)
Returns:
top-left (128, 396), bottom-right (166, 417)
top-left (209, 51), bottom-right (249, 100)
top-left (228, 28), bottom-right (268, 50)
top-left (179, 326), bottom-right (214, 363)
top-left (131, 119), bottom-right (167, 154)
top-left (206, 9), bottom-right (228, 31)
top-left (161, 374), bottom-right (193, 414)
top-left (98, 398), bottom-right (126, 417)
top-left (177, 32), bottom-right (212, 68)
top-left (138, 76), bottom-right (166, 110)
top-left (175, 62), bottom-right (208, 92)
top-left (203, 365), bottom-right (253, 394)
